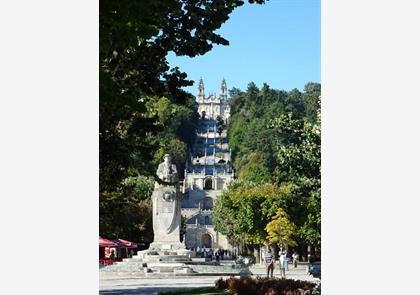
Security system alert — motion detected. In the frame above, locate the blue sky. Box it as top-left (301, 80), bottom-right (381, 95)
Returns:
top-left (167, 0), bottom-right (320, 96)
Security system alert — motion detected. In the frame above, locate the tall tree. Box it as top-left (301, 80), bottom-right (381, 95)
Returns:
top-left (213, 181), bottom-right (291, 245)
top-left (265, 208), bottom-right (298, 248)
top-left (270, 111), bottom-right (321, 247)
top-left (225, 82), bottom-right (321, 251)
top-left (302, 82), bottom-right (321, 123)
top-left (99, 0), bottom-right (266, 242)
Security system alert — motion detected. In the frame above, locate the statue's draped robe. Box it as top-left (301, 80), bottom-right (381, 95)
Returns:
top-left (150, 160), bottom-right (182, 248)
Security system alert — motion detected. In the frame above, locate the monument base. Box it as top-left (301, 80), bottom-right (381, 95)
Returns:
top-left (100, 257), bottom-right (251, 277)
top-left (147, 241), bottom-right (187, 252)
top-left (136, 245), bottom-right (195, 262)
top-left (99, 244), bottom-right (250, 276)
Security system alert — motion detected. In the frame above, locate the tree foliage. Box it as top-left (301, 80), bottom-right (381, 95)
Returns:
top-left (99, 176), bottom-right (154, 241)
top-left (215, 82), bottom-right (321, 250)
top-left (265, 208), bottom-right (298, 248)
top-left (270, 111), bottom-right (321, 246)
top-left (99, 0), bottom-right (266, 242)
top-left (213, 181), bottom-right (292, 245)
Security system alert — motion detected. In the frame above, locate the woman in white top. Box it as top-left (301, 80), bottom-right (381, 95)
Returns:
top-left (278, 251), bottom-right (286, 279)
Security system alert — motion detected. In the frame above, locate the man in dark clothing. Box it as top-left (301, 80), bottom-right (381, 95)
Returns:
top-left (264, 249), bottom-right (275, 278)
top-left (215, 249), bottom-right (220, 262)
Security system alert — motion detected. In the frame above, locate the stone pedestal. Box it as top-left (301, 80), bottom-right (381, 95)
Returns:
top-left (150, 185), bottom-right (183, 250)
top-left (148, 241), bottom-right (186, 251)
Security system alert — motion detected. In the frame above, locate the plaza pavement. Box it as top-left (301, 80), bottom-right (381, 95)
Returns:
top-left (99, 262), bottom-right (320, 295)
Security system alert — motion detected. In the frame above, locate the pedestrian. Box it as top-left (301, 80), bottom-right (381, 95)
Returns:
top-left (264, 248), bottom-right (275, 278)
top-left (308, 253), bottom-right (313, 263)
top-left (285, 251), bottom-right (289, 271)
top-left (292, 251), bottom-right (298, 268)
top-left (109, 249), bottom-right (115, 259)
top-left (215, 249), bottom-right (220, 262)
top-left (279, 251), bottom-right (286, 279)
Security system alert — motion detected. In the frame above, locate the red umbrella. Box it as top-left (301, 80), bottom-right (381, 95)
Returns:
top-left (113, 238), bottom-right (138, 248)
top-left (99, 236), bottom-right (118, 247)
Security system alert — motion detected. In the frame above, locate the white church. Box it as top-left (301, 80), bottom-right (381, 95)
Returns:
top-left (181, 78), bottom-right (234, 251)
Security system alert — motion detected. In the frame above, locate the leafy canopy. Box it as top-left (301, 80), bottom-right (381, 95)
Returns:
top-left (99, 0), bottom-right (266, 242)
top-left (265, 208), bottom-right (298, 247)
top-left (220, 82), bottom-right (321, 248)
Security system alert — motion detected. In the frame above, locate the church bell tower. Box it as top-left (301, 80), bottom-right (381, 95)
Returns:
top-left (220, 78), bottom-right (227, 100)
top-left (198, 77), bottom-right (205, 103)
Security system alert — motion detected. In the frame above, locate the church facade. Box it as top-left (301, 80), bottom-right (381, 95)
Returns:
top-left (196, 78), bottom-right (231, 122)
top-left (181, 78), bottom-right (234, 251)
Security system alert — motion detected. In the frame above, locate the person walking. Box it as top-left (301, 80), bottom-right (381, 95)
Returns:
top-left (264, 249), bottom-right (275, 278)
top-left (215, 249), bottom-right (220, 262)
top-left (279, 251), bottom-right (286, 279)
top-left (292, 251), bottom-right (298, 268)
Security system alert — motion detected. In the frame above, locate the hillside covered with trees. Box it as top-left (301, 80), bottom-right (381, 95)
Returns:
top-left (212, 82), bottom-right (321, 259)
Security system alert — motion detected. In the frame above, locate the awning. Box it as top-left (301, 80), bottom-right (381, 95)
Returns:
top-left (99, 236), bottom-right (118, 247)
top-left (113, 238), bottom-right (138, 248)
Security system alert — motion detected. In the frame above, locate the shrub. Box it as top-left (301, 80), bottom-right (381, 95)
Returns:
top-left (214, 277), bottom-right (317, 295)
top-left (215, 278), bottom-right (227, 290)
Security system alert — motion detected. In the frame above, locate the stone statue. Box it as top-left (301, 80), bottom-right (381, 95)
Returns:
top-left (156, 154), bottom-right (178, 183)
top-left (149, 154), bottom-right (184, 250)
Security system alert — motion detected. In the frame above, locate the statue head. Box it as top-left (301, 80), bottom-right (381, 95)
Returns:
top-left (157, 153), bottom-right (178, 183)
top-left (163, 153), bottom-right (172, 165)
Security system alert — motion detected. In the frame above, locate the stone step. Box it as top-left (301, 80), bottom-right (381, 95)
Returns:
top-left (188, 264), bottom-right (244, 273)
top-left (148, 262), bottom-right (186, 268)
top-left (149, 255), bottom-right (193, 259)
top-left (183, 261), bottom-right (219, 266)
top-left (127, 255), bottom-right (143, 260)
top-left (100, 260), bottom-right (247, 276)
top-left (150, 267), bottom-right (181, 273)
top-left (100, 265), bottom-right (144, 272)
top-left (119, 255), bottom-right (198, 267)
top-left (190, 258), bottom-right (210, 263)
top-left (158, 258), bottom-right (192, 263)
top-left (117, 260), bottom-right (145, 266)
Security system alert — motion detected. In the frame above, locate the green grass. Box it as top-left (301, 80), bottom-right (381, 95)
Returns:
top-left (158, 286), bottom-right (226, 295)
